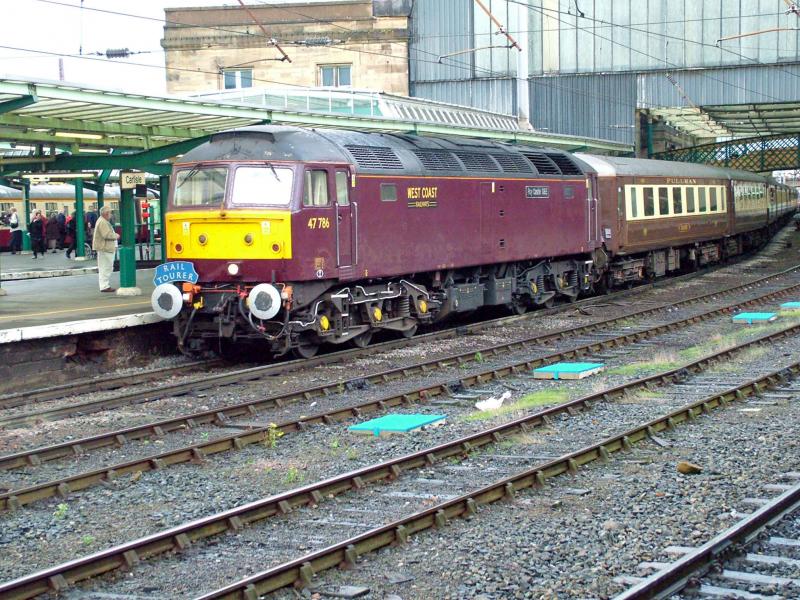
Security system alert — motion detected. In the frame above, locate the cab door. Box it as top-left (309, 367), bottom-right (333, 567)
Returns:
top-left (334, 169), bottom-right (355, 280)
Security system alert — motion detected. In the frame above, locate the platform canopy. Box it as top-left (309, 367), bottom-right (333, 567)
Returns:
top-left (0, 76), bottom-right (630, 178)
top-left (649, 100), bottom-right (800, 139)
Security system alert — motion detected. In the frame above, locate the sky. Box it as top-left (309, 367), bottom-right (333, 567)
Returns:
top-left (0, 0), bottom-right (332, 95)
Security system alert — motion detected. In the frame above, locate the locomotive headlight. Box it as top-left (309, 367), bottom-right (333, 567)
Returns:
top-left (247, 283), bottom-right (281, 320)
top-left (227, 263), bottom-right (240, 276)
top-left (151, 283), bottom-right (183, 320)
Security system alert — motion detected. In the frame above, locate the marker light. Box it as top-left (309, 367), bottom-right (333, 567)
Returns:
top-left (227, 263), bottom-right (240, 276)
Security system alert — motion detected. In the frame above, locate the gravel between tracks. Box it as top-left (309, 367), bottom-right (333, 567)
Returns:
top-left (2, 233), bottom-right (800, 596)
top-left (2, 312), bottom-right (797, 598)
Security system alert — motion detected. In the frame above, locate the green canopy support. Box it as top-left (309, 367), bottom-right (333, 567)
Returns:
top-left (22, 183), bottom-right (30, 252)
top-left (159, 174), bottom-right (170, 264)
top-left (0, 94), bottom-right (37, 115)
top-left (74, 182), bottom-right (86, 260)
top-left (117, 186), bottom-right (140, 296)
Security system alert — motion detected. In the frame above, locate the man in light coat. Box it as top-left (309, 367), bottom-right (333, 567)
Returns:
top-left (92, 206), bottom-right (120, 292)
top-left (8, 207), bottom-right (21, 254)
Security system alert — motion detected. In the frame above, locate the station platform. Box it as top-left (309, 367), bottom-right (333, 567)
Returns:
top-left (0, 255), bottom-right (160, 343)
top-left (0, 250), bottom-right (98, 281)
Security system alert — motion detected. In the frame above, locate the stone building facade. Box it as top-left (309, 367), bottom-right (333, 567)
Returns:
top-left (161, 1), bottom-right (411, 95)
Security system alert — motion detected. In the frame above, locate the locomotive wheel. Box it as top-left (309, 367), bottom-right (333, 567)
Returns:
top-left (293, 341), bottom-right (319, 359)
top-left (543, 298), bottom-right (555, 309)
top-left (510, 299), bottom-right (528, 315)
top-left (401, 323), bottom-right (418, 339)
top-left (352, 331), bottom-right (373, 348)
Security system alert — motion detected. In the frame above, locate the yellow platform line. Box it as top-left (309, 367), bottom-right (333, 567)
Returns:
top-left (0, 300), bottom-right (151, 322)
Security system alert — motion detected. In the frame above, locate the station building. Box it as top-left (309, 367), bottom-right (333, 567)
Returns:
top-left (161, 0), bottom-right (800, 156)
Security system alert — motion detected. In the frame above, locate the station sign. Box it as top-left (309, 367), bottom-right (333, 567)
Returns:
top-left (120, 172), bottom-right (146, 189)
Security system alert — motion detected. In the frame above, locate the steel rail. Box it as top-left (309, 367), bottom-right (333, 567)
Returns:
top-left (613, 481), bottom-right (800, 600)
top-left (1, 327), bottom-right (797, 600)
top-left (0, 277), bottom-right (798, 497)
top-left (0, 360), bottom-right (224, 410)
top-left (1, 228), bottom-right (792, 409)
top-left (194, 370), bottom-right (800, 600)
top-left (2, 260), bottom-right (798, 433)
top-left (0, 265), bottom-right (684, 409)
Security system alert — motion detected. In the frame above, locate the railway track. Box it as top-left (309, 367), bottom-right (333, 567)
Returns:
top-left (0, 271), bottom-right (798, 510)
top-left (614, 478), bottom-right (800, 599)
top-left (0, 359), bottom-right (224, 411)
top-left (2, 260), bottom-right (799, 432)
top-left (1, 311), bottom-right (799, 599)
top-left (1, 233), bottom-right (795, 416)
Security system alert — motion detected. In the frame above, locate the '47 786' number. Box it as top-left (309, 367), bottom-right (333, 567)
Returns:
top-left (307, 217), bottom-right (331, 229)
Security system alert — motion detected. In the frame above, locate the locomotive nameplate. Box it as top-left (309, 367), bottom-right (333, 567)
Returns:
top-left (407, 186), bottom-right (438, 208)
top-left (153, 261), bottom-right (199, 286)
top-left (525, 186), bottom-right (550, 199)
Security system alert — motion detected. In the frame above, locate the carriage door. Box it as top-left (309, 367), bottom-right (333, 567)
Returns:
top-left (335, 170), bottom-right (355, 279)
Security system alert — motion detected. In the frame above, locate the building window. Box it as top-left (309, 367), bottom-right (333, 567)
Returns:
top-left (319, 64), bottom-right (351, 87)
top-left (223, 69), bottom-right (253, 90)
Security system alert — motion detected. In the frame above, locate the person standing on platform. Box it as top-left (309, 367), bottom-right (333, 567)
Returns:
top-left (8, 207), bottom-right (21, 254)
top-left (28, 210), bottom-right (46, 259)
top-left (64, 212), bottom-right (77, 259)
top-left (57, 208), bottom-right (67, 248)
top-left (92, 205), bottom-right (120, 292)
top-left (46, 212), bottom-right (60, 253)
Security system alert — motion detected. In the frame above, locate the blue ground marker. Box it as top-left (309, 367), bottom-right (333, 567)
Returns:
top-left (780, 302), bottom-right (800, 309)
top-left (732, 312), bottom-right (777, 325)
top-left (348, 414), bottom-right (447, 436)
top-left (533, 362), bottom-right (605, 381)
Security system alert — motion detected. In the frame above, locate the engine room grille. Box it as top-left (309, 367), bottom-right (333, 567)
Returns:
top-left (453, 151), bottom-right (500, 172)
top-left (545, 153), bottom-right (583, 175)
top-left (520, 152), bottom-right (561, 175)
top-left (344, 145), bottom-right (404, 169)
top-left (412, 149), bottom-right (462, 171)
top-left (490, 153), bottom-right (534, 173)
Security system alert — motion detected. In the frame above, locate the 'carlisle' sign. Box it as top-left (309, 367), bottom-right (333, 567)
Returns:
top-left (153, 261), bottom-right (199, 286)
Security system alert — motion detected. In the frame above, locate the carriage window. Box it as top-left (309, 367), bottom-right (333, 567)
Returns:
top-left (335, 171), bottom-right (349, 206)
top-left (658, 187), bottom-right (669, 215)
top-left (628, 187), bottom-right (638, 218)
top-left (698, 187), bottom-right (707, 212)
top-left (381, 183), bottom-right (397, 202)
top-left (643, 187), bottom-right (655, 217)
top-left (709, 187), bottom-right (718, 212)
top-left (672, 187), bottom-right (683, 214)
top-left (686, 187), bottom-right (695, 213)
top-left (564, 186), bottom-right (575, 199)
top-left (303, 170), bottom-right (329, 207)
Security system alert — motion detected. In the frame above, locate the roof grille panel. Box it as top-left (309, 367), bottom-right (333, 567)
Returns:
top-left (545, 153), bottom-right (583, 175)
top-left (344, 145), bottom-right (403, 169)
top-left (490, 153), bottom-right (533, 173)
top-left (520, 152), bottom-right (561, 175)
top-left (412, 149), bottom-right (462, 171)
top-left (452, 151), bottom-right (500, 172)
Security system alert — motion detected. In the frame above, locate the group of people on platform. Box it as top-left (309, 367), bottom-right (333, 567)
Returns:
top-left (2, 206), bottom-right (120, 292)
top-left (2, 208), bottom-right (98, 259)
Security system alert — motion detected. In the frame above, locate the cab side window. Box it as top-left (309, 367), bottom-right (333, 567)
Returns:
top-left (335, 171), bottom-right (349, 205)
top-left (303, 170), bottom-right (329, 207)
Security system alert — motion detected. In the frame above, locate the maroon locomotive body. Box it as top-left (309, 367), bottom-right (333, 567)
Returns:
top-left (151, 126), bottom-right (793, 357)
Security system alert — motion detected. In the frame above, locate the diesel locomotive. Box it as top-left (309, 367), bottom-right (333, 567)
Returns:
top-left (150, 125), bottom-right (795, 357)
